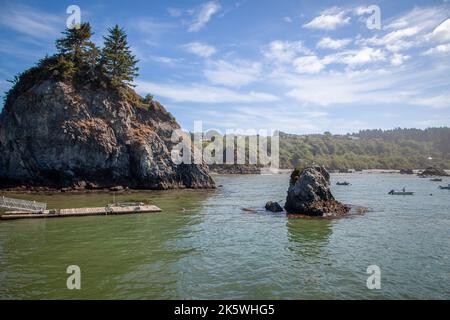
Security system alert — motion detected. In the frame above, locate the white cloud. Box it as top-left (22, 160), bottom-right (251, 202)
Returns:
top-left (354, 6), bottom-right (373, 16)
top-left (293, 56), bottom-right (325, 74)
top-left (385, 40), bottom-right (416, 53)
top-left (135, 81), bottom-right (279, 104)
top-left (148, 55), bottom-right (183, 65)
top-left (283, 70), bottom-right (404, 106)
top-left (303, 9), bottom-right (350, 30)
top-left (167, 7), bottom-right (183, 17)
top-left (266, 41), bottom-right (386, 73)
top-left (264, 40), bottom-right (312, 64)
top-left (188, 1), bottom-right (221, 32)
top-left (411, 94), bottom-right (450, 109)
top-left (274, 59), bottom-right (450, 109)
top-left (362, 27), bottom-right (419, 52)
top-left (204, 60), bottom-right (262, 87)
top-left (428, 19), bottom-right (450, 43)
top-left (325, 47), bottom-right (386, 67)
top-left (383, 27), bottom-right (419, 44)
top-left (423, 43), bottom-right (450, 55)
top-left (182, 42), bottom-right (217, 58)
top-left (342, 48), bottom-right (386, 66)
top-left (0, 4), bottom-right (61, 39)
top-left (356, 6), bottom-right (450, 53)
top-left (317, 37), bottom-right (352, 50)
top-left (385, 6), bottom-right (449, 32)
top-left (302, 111), bottom-right (329, 118)
top-left (283, 17), bottom-right (293, 23)
top-left (195, 105), bottom-right (323, 133)
top-left (391, 53), bottom-right (410, 66)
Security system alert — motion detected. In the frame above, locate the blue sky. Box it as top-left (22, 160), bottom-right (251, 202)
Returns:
top-left (0, 0), bottom-right (449, 134)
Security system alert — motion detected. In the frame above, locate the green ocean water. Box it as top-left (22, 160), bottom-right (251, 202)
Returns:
top-left (0, 173), bottom-right (449, 299)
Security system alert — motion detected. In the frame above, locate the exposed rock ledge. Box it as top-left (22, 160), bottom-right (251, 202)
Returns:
top-left (284, 165), bottom-right (349, 217)
top-left (0, 80), bottom-right (215, 190)
top-left (265, 201), bottom-right (283, 212)
top-left (208, 164), bottom-right (261, 174)
top-left (418, 167), bottom-right (449, 177)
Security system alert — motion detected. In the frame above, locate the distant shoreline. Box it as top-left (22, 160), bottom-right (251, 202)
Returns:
top-left (211, 168), bottom-right (450, 175)
top-left (1, 169), bottom-right (449, 195)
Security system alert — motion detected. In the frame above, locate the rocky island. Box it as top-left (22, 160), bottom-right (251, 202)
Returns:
top-left (0, 23), bottom-right (214, 191)
top-left (418, 167), bottom-right (449, 177)
top-left (284, 165), bottom-right (349, 217)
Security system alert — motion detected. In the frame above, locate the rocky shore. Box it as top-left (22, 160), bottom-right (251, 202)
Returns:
top-left (418, 167), bottom-right (449, 177)
top-left (208, 164), bottom-right (262, 174)
top-left (0, 80), bottom-right (215, 190)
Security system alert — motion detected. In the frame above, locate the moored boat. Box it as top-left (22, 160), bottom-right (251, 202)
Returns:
top-left (388, 188), bottom-right (414, 195)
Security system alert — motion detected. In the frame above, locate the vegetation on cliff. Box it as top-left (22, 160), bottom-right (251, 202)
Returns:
top-left (0, 23), bottom-right (214, 190)
top-left (4, 22), bottom-right (141, 108)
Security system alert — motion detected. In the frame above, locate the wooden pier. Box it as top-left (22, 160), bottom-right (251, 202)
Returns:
top-left (0, 205), bottom-right (162, 220)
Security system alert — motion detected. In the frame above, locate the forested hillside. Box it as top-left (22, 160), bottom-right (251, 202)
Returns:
top-left (279, 127), bottom-right (450, 170)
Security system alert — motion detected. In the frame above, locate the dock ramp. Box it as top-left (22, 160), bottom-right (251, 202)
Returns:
top-left (0, 196), bottom-right (47, 212)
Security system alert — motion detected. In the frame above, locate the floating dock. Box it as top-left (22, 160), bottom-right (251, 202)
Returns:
top-left (0, 205), bottom-right (162, 220)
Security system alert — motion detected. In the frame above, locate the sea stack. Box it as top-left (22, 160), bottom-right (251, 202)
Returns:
top-left (0, 80), bottom-right (215, 190)
top-left (284, 165), bottom-right (349, 217)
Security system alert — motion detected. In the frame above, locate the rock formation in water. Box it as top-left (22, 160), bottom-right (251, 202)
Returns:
top-left (284, 165), bottom-right (349, 217)
top-left (265, 201), bottom-right (283, 212)
top-left (0, 80), bottom-right (215, 190)
top-left (209, 164), bottom-right (261, 174)
top-left (418, 167), bottom-right (449, 177)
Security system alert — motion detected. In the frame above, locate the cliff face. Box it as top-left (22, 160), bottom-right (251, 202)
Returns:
top-left (0, 80), bottom-right (215, 190)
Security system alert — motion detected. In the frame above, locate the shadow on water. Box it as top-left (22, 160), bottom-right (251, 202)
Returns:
top-left (0, 189), bottom-right (212, 299)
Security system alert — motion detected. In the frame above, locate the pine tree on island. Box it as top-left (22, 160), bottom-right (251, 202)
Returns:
top-left (100, 24), bottom-right (139, 87)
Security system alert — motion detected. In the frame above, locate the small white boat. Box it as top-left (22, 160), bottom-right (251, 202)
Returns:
top-left (439, 184), bottom-right (450, 190)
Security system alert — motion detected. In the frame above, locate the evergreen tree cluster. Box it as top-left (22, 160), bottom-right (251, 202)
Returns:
top-left (5, 23), bottom-right (139, 105)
